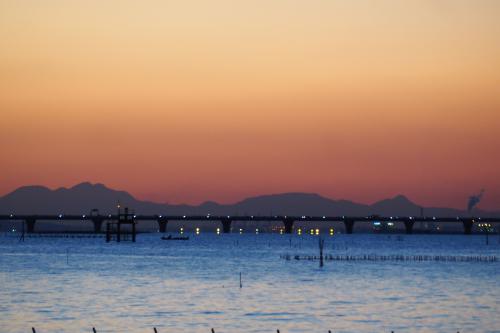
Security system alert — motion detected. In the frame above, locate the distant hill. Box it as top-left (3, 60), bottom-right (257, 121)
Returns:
top-left (0, 182), bottom-right (497, 217)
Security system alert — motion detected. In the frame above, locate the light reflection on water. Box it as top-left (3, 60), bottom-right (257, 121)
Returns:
top-left (0, 234), bottom-right (499, 333)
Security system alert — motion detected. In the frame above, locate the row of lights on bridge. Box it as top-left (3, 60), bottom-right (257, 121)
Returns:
top-left (7, 213), bottom-right (484, 221)
top-left (176, 227), bottom-right (335, 235)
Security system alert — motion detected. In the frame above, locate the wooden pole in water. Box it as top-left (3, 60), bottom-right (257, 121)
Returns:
top-left (93, 328), bottom-right (97, 333)
top-left (239, 272), bottom-right (242, 288)
top-left (319, 237), bottom-right (325, 268)
top-left (19, 220), bottom-right (25, 242)
top-left (32, 328), bottom-right (36, 333)
top-left (154, 328), bottom-right (158, 333)
top-left (211, 329), bottom-right (215, 333)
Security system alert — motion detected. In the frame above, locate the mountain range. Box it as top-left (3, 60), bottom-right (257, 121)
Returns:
top-left (0, 182), bottom-right (497, 217)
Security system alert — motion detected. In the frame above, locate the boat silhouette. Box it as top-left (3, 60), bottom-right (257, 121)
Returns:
top-left (161, 234), bottom-right (189, 241)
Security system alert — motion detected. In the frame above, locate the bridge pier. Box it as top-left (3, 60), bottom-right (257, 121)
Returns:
top-left (157, 218), bottom-right (168, 233)
top-left (92, 218), bottom-right (105, 233)
top-left (463, 219), bottom-right (474, 235)
top-left (343, 220), bottom-right (355, 234)
top-left (221, 218), bottom-right (232, 233)
top-left (404, 220), bottom-right (415, 234)
top-left (26, 218), bottom-right (36, 233)
top-left (282, 218), bottom-right (295, 234)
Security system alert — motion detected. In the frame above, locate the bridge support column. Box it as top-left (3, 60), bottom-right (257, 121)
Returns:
top-left (92, 218), bottom-right (104, 233)
top-left (343, 220), bottom-right (355, 234)
top-left (221, 218), bottom-right (232, 233)
top-left (463, 219), bottom-right (474, 235)
top-left (283, 218), bottom-right (295, 234)
top-left (157, 218), bottom-right (168, 233)
top-left (220, 219), bottom-right (233, 234)
top-left (404, 221), bottom-right (415, 234)
top-left (26, 218), bottom-right (36, 233)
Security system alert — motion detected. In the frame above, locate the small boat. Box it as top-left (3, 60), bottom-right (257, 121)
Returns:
top-left (161, 235), bottom-right (190, 241)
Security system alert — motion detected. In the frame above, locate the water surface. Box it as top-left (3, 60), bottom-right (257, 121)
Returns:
top-left (1, 233), bottom-right (499, 333)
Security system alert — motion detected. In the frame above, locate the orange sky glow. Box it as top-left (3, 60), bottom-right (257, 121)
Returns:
top-left (1, 0), bottom-right (499, 209)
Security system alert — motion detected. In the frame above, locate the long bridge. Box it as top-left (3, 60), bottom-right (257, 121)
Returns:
top-left (0, 214), bottom-right (498, 235)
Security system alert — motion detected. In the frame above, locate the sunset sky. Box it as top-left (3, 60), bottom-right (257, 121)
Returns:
top-left (1, 0), bottom-right (499, 209)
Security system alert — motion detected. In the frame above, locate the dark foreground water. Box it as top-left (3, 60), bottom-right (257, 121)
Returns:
top-left (0, 233), bottom-right (499, 333)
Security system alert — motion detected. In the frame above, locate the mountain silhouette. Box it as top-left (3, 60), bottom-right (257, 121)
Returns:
top-left (0, 182), bottom-right (496, 217)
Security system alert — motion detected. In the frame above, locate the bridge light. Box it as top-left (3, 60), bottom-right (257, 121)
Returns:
top-left (183, 215), bottom-right (186, 218)
top-left (216, 228), bottom-right (220, 235)
top-left (82, 215), bottom-right (86, 218)
top-left (255, 228), bottom-right (259, 234)
top-left (58, 214), bottom-right (63, 218)
top-left (251, 216), bottom-right (254, 218)
top-left (323, 216), bottom-right (326, 219)
top-left (10, 214), bottom-right (13, 218)
top-left (315, 228), bottom-right (320, 235)
top-left (297, 228), bottom-right (302, 235)
top-left (329, 228), bottom-right (334, 236)
top-left (180, 227), bottom-right (184, 234)
top-left (301, 216), bottom-right (306, 219)
top-left (239, 228), bottom-right (243, 234)
top-left (196, 227), bottom-right (200, 234)
top-left (310, 229), bottom-right (314, 235)
top-left (159, 215), bottom-right (162, 218)
top-left (227, 215), bottom-right (230, 218)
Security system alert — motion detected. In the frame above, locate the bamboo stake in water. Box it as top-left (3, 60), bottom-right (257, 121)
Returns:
top-left (319, 237), bottom-right (325, 268)
top-left (239, 272), bottom-right (242, 288)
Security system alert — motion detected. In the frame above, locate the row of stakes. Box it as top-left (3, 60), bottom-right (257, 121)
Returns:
top-left (31, 328), bottom-right (463, 333)
top-left (30, 329), bottom-right (339, 333)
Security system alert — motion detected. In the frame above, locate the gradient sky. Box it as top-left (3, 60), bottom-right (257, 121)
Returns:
top-left (1, 0), bottom-right (499, 209)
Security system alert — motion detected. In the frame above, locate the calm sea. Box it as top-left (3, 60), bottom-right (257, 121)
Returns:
top-left (0, 233), bottom-right (499, 333)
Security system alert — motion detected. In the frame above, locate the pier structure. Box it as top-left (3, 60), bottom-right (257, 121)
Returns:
top-left (105, 207), bottom-right (136, 242)
top-left (0, 214), bottom-right (497, 235)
